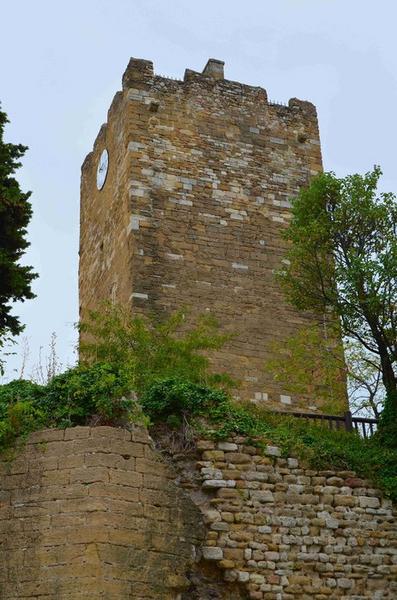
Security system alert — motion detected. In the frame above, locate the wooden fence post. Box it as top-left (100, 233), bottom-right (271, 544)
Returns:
top-left (344, 411), bottom-right (353, 432)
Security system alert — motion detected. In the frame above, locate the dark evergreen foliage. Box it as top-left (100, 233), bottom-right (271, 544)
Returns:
top-left (0, 107), bottom-right (37, 341)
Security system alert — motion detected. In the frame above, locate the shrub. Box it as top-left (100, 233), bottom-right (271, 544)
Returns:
top-left (142, 378), bottom-right (397, 502)
top-left (0, 306), bottom-right (236, 454)
top-left (377, 391), bottom-right (397, 449)
top-left (141, 378), bottom-right (230, 422)
top-left (37, 362), bottom-right (133, 427)
top-left (0, 363), bottom-right (140, 452)
top-left (0, 379), bottom-right (45, 419)
top-left (79, 303), bottom-right (235, 394)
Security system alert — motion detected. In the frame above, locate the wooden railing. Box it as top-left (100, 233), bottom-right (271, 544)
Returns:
top-left (277, 410), bottom-right (378, 439)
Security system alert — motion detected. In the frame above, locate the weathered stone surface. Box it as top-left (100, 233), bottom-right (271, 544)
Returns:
top-left (0, 426), bottom-right (204, 599)
top-left (2, 424), bottom-right (395, 600)
top-left (202, 479), bottom-right (236, 489)
top-left (186, 434), bottom-right (397, 599)
top-left (79, 57), bottom-right (343, 412)
top-left (359, 495), bottom-right (381, 509)
top-left (202, 546), bottom-right (224, 560)
top-left (218, 442), bottom-right (238, 451)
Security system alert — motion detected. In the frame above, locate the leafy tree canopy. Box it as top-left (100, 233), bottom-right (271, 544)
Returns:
top-left (0, 107), bottom-right (37, 349)
top-left (266, 325), bottom-right (347, 415)
top-left (278, 166), bottom-right (397, 443)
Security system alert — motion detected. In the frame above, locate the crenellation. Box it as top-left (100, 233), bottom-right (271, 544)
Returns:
top-left (202, 58), bottom-right (225, 80)
top-left (122, 57), bottom-right (154, 88)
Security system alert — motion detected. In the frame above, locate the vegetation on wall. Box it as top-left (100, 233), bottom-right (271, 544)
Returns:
top-left (143, 378), bottom-right (397, 502)
top-left (267, 326), bottom-right (385, 419)
top-left (0, 305), bottom-right (395, 504)
top-left (266, 325), bottom-right (347, 415)
top-left (0, 364), bottom-right (138, 452)
top-left (0, 107), bottom-right (37, 374)
top-left (79, 303), bottom-right (235, 393)
top-left (0, 307), bottom-right (232, 452)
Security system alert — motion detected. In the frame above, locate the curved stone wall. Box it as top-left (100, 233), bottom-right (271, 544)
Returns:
top-left (0, 426), bottom-right (203, 599)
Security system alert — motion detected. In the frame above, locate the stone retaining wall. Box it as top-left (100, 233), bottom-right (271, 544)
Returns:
top-left (0, 426), bottom-right (203, 599)
top-left (190, 437), bottom-right (397, 599)
top-left (0, 426), bottom-right (396, 599)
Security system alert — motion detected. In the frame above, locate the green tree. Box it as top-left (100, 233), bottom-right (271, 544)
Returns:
top-left (344, 340), bottom-right (384, 420)
top-left (278, 166), bottom-right (397, 442)
top-left (0, 107), bottom-right (37, 370)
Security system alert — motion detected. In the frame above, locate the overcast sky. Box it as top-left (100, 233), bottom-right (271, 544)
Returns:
top-left (1, 0), bottom-right (396, 381)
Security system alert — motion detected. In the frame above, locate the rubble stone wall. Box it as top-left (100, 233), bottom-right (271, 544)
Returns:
top-left (189, 437), bottom-right (397, 599)
top-left (79, 58), bottom-right (343, 412)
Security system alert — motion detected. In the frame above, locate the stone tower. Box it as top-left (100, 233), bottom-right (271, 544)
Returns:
top-left (79, 58), bottom-right (327, 410)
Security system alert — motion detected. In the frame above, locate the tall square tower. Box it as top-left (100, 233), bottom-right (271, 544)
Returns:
top-left (79, 58), bottom-right (326, 410)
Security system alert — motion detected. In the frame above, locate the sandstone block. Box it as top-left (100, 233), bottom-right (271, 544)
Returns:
top-left (110, 469), bottom-right (143, 487)
top-left (202, 479), bottom-right (236, 489)
top-left (196, 440), bottom-right (215, 451)
top-left (334, 494), bottom-right (357, 507)
top-left (64, 426), bottom-right (90, 440)
top-left (202, 450), bottom-right (225, 461)
top-left (70, 466), bottom-right (109, 484)
top-left (337, 577), bottom-right (353, 588)
top-left (266, 446), bottom-right (281, 457)
top-left (219, 559), bottom-right (235, 569)
top-left (28, 428), bottom-right (65, 443)
top-left (202, 546), bottom-right (223, 560)
top-left (250, 490), bottom-right (274, 503)
top-left (224, 452), bottom-right (252, 464)
top-left (217, 442), bottom-right (238, 451)
top-left (359, 496), bottom-right (381, 509)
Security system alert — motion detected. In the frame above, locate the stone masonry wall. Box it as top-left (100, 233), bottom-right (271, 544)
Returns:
top-left (0, 426), bottom-right (396, 598)
top-left (187, 437), bottom-right (397, 599)
top-left (79, 58), bottom-right (344, 413)
top-left (0, 426), bottom-right (205, 599)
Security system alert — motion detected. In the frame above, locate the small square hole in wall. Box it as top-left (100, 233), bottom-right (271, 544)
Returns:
top-left (280, 395), bottom-right (292, 405)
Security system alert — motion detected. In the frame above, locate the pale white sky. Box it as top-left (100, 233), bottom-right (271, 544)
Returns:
top-left (1, 0), bottom-right (397, 380)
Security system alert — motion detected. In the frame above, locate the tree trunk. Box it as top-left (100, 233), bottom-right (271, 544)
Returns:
top-left (379, 350), bottom-right (397, 396)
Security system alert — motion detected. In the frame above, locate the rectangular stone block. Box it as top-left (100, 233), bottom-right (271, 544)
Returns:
top-left (88, 482), bottom-right (139, 502)
top-left (359, 496), bottom-right (381, 509)
top-left (27, 429), bottom-right (65, 444)
top-left (109, 469), bottom-right (143, 487)
top-left (70, 466), bottom-right (109, 484)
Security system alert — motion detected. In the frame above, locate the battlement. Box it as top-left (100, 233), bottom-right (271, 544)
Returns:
top-left (85, 57), bottom-right (319, 177)
top-left (120, 57), bottom-right (317, 119)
